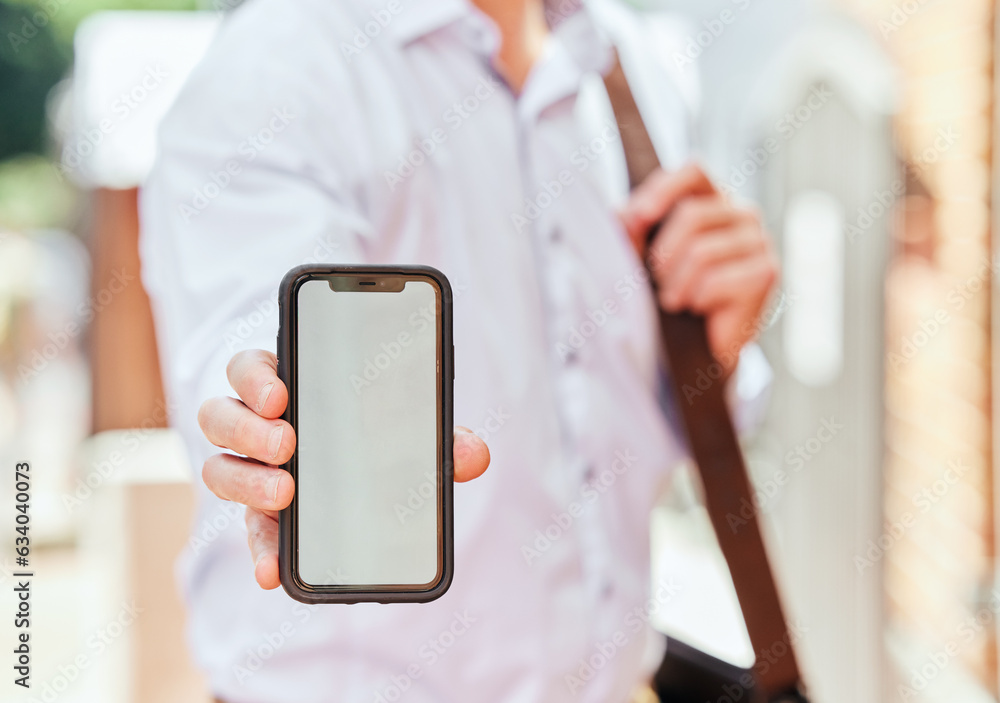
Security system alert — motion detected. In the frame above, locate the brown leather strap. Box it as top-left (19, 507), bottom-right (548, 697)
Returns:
top-left (602, 53), bottom-right (805, 699)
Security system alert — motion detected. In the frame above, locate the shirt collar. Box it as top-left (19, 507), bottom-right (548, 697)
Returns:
top-left (385, 0), bottom-right (476, 46)
top-left (386, 0), bottom-right (596, 49)
top-left (551, 2), bottom-right (614, 76)
top-left (518, 6), bottom-right (614, 121)
top-left (386, 0), bottom-right (614, 120)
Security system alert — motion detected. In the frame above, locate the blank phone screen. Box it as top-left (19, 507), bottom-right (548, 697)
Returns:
top-left (294, 277), bottom-right (440, 588)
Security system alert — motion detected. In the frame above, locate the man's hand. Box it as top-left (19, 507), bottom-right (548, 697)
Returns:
top-left (619, 164), bottom-right (779, 373)
top-left (197, 349), bottom-right (491, 590)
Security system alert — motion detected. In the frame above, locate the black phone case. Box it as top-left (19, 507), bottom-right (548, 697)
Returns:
top-left (276, 264), bottom-right (455, 604)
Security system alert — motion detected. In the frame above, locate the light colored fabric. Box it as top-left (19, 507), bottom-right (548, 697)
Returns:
top-left (139, 1), bottom-right (770, 702)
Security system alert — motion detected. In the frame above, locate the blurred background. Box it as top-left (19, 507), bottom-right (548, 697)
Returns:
top-left (0, 0), bottom-right (991, 701)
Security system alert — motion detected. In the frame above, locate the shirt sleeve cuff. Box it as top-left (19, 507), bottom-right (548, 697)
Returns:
top-left (726, 342), bottom-right (773, 438)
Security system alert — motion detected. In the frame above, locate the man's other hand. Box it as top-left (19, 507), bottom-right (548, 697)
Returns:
top-left (619, 163), bottom-right (780, 373)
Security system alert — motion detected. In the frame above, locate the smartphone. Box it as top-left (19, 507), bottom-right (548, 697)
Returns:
top-left (277, 264), bottom-right (454, 603)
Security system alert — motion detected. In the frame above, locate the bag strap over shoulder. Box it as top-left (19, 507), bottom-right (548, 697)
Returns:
top-left (602, 51), bottom-right (807, 702)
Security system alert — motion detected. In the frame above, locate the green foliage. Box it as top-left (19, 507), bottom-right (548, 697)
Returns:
top-left (0, 153), bottom-right (77, 230)
top-left (0, 0), bottom-right (197, 160)
top-left (0, 0), bottom-right (198, 231)
top-left (0, 1), bottom-right (70, 160)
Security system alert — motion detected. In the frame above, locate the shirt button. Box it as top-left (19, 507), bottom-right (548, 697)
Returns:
top-left (563, 348), bottom-right (579, 364)
top-left (550, 227), bottom-right (563, 243)
top-left (583, 465), bottom-right (595, 481)
top-left (601, 582), bottom-right (614, 598)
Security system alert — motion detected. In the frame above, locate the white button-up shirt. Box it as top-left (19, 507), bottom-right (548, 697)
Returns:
top-left (140, 0), bottom-right (770, 701)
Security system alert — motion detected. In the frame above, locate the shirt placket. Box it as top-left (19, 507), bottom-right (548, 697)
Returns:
top-left (515, 42), bottom-right (620, 612)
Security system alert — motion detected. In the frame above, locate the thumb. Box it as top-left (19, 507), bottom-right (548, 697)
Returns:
top-left (453, 427), bottom-right (490, 482)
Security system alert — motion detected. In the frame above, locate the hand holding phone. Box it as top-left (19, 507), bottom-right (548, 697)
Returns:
top-left (196, 271), bottom-right (489, 595)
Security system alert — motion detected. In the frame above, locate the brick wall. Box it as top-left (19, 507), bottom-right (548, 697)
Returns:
top-left (840, 0), bottom-right (996, 694)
